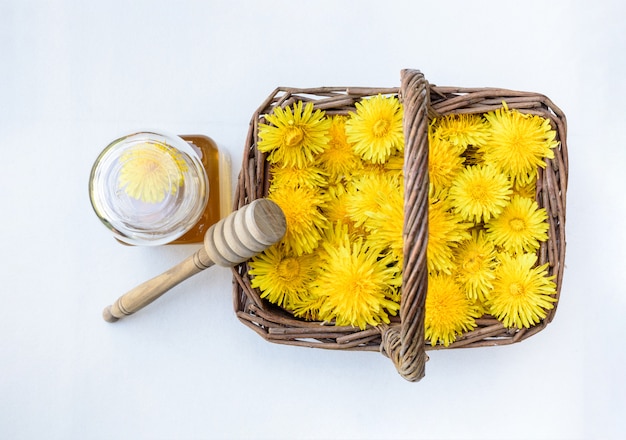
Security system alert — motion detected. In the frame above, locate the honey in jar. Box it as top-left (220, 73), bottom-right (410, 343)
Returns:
top-left (173, 135), bottom-right (231, 244)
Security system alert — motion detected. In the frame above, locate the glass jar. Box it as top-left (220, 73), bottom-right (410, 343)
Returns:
top-left (89, 131), bottom-right (209, 246)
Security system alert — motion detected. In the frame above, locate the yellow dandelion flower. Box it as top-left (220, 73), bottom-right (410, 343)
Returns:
top-left (345, 94), bottom-right (404, 164)
top-left (346, 173), bottom-right (403, 228)
top-left (425, 273), bottom-right (481, 347)
top-left (270, 164), bottom-right (328, 189)
top-left (268, 184), bottom-right (328, 255)
top-left (431, 113), bottom-right (491, 149)
top-left (481, 103), bottom-right (558, 186)
top-left (316, 115), bottom-right (362, 178)
top-left (118, 142), bottom-right (188, 203)
top-left (488, 252), bottom-right (557, 329)
top-left (313, 223), bottom-right (401, 330)
top-left (258, 101), bottom-right (331, 168)
top-left (364, 185), bottom-right (404, 264)
top-left (428, 134), bottom-right (465, 194)
top-left (249, 244), bottom-right (318, 310)
top-left (448, 164), bottom-right (513, 223)
top-left (454, 230), bottom-right (498, 301)
top-left (427, 197), bottom-right (472, 274)
top-left (486, 195), bottom-right (549, 254)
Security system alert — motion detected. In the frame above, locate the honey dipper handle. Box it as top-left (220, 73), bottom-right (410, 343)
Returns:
top-left (102, 248), bottom-right (214, 323)
top-left (103, 199), bottom-right (286, 323)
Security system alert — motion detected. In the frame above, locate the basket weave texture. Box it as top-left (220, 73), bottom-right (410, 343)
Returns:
top-left (232, 69), bottom-right (568, 382)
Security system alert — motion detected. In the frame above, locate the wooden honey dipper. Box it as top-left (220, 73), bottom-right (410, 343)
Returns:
top-left (102, 199), bottom-right (286, 322)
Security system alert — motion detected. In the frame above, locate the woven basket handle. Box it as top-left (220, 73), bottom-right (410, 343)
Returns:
top-left (379, 69), bottom-right (430, 382)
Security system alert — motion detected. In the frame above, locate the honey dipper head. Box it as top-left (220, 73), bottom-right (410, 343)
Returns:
top-left (203, 199), bottom-right (286, 267)
top-left (246, 199), bottom-right (286, 246)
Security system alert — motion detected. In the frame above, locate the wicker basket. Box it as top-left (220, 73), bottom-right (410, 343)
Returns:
top-left (232, 69), bottom-right (568, 382)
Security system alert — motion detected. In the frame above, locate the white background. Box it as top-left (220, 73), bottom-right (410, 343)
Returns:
top-left (1, 1), bottom-right (624, 439)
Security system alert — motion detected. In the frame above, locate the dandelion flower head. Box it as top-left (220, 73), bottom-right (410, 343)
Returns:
top-left (425, 273), bottom-right (480, 347)
top-left (448, 164), bottom-right (512, 223)
top-left (454, 230), bottom-right (497, 301)
top-left (268, 184), bottom-right (328, 255)
top-left (249, 244), bottom-right (318, 310)
top-left (258, 101), bottom-right (331, 168)
top-left (431, 113), bottom-right (491, 150)
top-left (313, 224), bottom-right (401, 329)
top-left (488, 252), bottom-right (557, 329)
top-left (482, 103), bottom-right (557, 186)
top-left (486, 195), bottom-right (549, 254)
top-left (316, 115), bottom-right (362, 178)
top-left (345, 94), bottom-right (404, 164)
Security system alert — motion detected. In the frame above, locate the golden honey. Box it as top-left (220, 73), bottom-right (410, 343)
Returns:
top-left (172, 135), bottom-right (231, 244)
